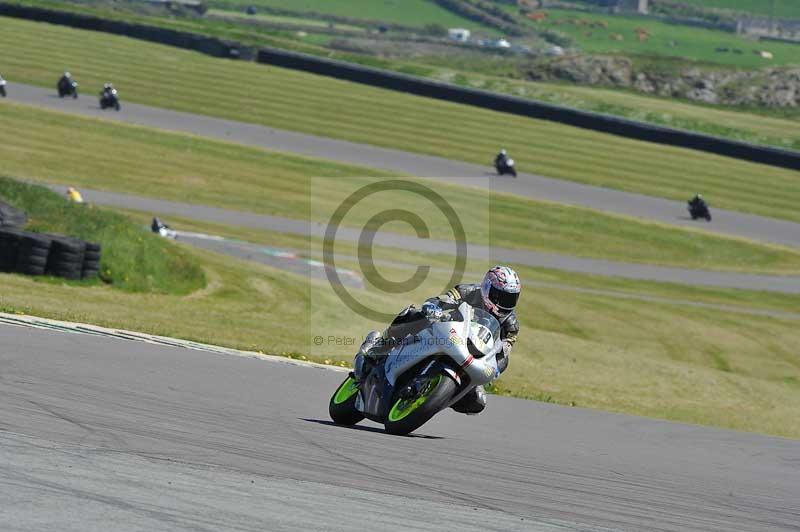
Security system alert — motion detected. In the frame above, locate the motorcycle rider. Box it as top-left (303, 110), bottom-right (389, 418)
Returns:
top-left (688, 193), bottom-right (707, 214)
top-left (0, 73), bottom-right (6, 97)
top-left (352, 265), bottom-right (521, 415)
top-left (58, 71), bottom-right (74, 92)
top-left (494, 149), bottom-right (509, 170)
top-left (151, 216), bottom-right (166, 234)
top-left (689, 193), bottom-right (705, 207)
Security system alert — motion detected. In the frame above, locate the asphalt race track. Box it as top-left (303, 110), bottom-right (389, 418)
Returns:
top-left (2, 323), bottom-right (799, 532)
top-left (7, 81), bottom-right (800, 250)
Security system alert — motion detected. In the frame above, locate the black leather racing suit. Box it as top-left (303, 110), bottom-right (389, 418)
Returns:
top-left (58, 75), bottom-right (72, 92)
top-left (384, 283), bottom-right (519, 414)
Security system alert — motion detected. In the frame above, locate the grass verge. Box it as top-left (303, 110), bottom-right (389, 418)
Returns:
top-left (1, 16), bottom-right (799, 223)
top-left (4, 101), bottom-right (800, 275)
top-left (0, 177), bottom-right (205, 293)
top-left (119, 208), bottom-right (800, 316)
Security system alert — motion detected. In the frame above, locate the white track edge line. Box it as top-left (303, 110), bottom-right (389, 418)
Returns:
top-left (0, 312), bottom-right (349, 373)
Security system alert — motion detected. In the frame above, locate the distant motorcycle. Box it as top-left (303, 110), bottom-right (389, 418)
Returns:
top-left (58, 79), bottom-right (79, 99)
top-left (0, 78), bottom-right (6, 98)
top-left (688, 200), bottom-right (712, 222)
top-left (151, 217), bottom-right (177, 239)
top-left (495, 158), bottom-right (517, 177)
top-left (99, 89), bottom-right (120, 111)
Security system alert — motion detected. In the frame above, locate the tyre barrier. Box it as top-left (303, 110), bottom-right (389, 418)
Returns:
top-left (0, 227), bottom-right (24, 272)
top-left (0, 228), bottom-right (101, 279)
top-left (81, 241), bottom-right (102, 280)
top-left (46, 235), bottom-right (86, 280)
top-left (0, 201), bottom-right (27, 228)
top-left (15, 233), bottom-right (52, 276)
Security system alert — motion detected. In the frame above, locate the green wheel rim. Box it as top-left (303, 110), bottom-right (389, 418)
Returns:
top-left (387, 374), bottom-right (442, 422)
top-left (333, 376), bottom-right (359, 405)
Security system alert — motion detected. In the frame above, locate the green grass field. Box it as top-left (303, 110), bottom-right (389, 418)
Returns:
top-left (5, 101), bottom-right (800, 274)
top-left (1, 16), bottom-right (798, 224)
top-left (119, 208), bottom-right (800, 317)
top-left (0, 178), bottom-right (205, 294)
top-left (521, 8), bottom-right (800, 67)
top-left (207, 9), bottom-right (366, 32)
top-left (206, 0), bottom-right (488, 30)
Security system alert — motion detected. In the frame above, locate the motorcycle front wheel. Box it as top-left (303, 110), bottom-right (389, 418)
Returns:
top-left (329, 375), bottom-right (365, 426)
top-left (384, 372), bottom-right (456, 435)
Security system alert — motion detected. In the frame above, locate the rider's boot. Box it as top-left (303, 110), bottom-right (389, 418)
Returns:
top-left (352, 330), bottom-right (384, 382)
top-left (451, 385), bottom-right (487, 415)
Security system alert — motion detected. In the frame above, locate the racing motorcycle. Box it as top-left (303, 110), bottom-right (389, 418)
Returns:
top-left (495, 158), bottom-right (517, 177)
top-left (99, 89), bottom-right (121, 111)
top-left (329, 301), bottom-right (503, 435)
top-left (58, 79), bottom-right (79, 99)
top-left (688, 200), bottom-right (712, 222)
top-left (0, 78), bottom-right (6, 98)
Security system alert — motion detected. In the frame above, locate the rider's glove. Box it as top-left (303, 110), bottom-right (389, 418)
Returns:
top-left (421, 301), bottom-right (443, 321)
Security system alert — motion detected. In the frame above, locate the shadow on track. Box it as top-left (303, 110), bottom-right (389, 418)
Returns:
top-left (301, 418), bottom-right (445, 439)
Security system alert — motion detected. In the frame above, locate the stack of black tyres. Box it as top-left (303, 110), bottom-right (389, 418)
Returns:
top-left (46, 235), bottom-right (86, 280)
top-left (16, 233), bottom-right (52, 276)
top-left (0, 201), bottom-right (27, 228)
top-left (0, 228), bottom-right (101, 279)
top-left (0, 228), bottom-right (24, 272)
top-left (82, 241), bottom-right (101, 279)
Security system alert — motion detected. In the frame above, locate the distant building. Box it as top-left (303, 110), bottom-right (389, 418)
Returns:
top-left (448, 28), bottom-right (471, 42)
top-left (143, 0), bottom-right (206, 14)
top-left (566, 0), bottom-right (648, 14)
top-left (737, 16), bottom-right (800, 41)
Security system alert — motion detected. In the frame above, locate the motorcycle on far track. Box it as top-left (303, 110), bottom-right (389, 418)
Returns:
top-left (0, 77), bottom-right (7, 98)
top-left (58, 79), bottom-right (79, 99)
top-left (99, 88), bottom-right (121, 111)
top-left (329, 302), bottom-right (504, 435)
top-left (495, 157), bottom-right (517, 177)
top-left (688, 199), bottom-right (712, 222)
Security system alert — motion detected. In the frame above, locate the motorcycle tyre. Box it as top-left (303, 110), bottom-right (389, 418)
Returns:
top-left (384, 372), bottom-right (456, 436)
top-left (329, 375), bottom-right (365, 426)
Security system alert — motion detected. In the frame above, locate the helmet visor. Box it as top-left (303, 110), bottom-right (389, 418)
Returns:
top-left (489, 286), bottom-right (519, 311)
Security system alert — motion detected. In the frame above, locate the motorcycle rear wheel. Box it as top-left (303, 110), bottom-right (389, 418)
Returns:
top-left (384, 372), bottom-right (456, 435)
top-left (329, 375), bottom-right (365, 426)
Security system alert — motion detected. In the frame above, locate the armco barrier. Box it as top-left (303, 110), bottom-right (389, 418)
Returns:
top-left (2, 3), bottom-right (798, 170)
top-left (257, 48), bottom-right (800, 171)
top-left (0, 3), bottom-right (254, 59)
